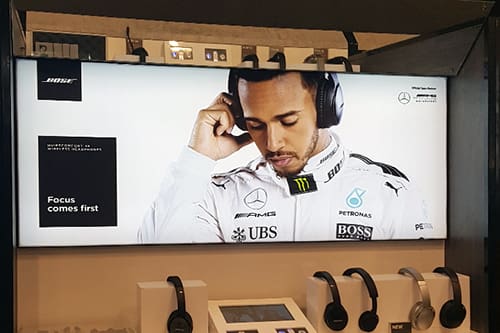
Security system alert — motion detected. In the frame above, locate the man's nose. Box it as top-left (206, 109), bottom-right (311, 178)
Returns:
top-left (266, 124), bottom-right (285, 152)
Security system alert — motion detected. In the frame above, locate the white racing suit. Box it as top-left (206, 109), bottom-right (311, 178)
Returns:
top-left (138, 134), bottom-right (433, 243)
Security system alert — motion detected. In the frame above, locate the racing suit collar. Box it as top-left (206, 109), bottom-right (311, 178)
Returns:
top-left (302, 131), bottom-right (342, 173)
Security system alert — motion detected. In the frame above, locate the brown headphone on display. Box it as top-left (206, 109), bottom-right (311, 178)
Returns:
top-left (342, 267), bottom-right (379, 332)
top-left (433, 267), bottom-right (467, 328)
top-left (313, 271), bottom-right (348, 331)
top-left (398, 267), bottom-right (436, 330)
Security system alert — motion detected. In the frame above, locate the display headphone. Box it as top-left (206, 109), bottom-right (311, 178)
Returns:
top-left (432, 267), bottom-right (467, 329)
top-left (166, 276), bottom-right (193, 333)
top-left (313, 271), bottom-right (348, 331)
top-left (342, 267), bottom-right (379, 332)
top-left (326, 56), bottom-right (353, 73)
top-left (398, 267), bottom-right (436, 330)
top-left (268, 51), bottom-right (286, 69)
top-left (227, 69), bottom-right (344, 131)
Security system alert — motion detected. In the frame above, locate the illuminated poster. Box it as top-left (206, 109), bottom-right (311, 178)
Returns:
top-left (16, 58), bottom-right (447, 246)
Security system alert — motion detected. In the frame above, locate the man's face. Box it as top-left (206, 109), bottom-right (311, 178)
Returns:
top-left (238, 72), bottom-right (326, 177)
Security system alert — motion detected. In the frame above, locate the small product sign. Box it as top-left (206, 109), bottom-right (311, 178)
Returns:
top-left (38, 136), bottom-right (117, 227)
top-left (390, 322), bottom-right (412, 333)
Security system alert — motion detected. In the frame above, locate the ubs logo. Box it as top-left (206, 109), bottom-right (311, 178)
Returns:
top-left (244, 188), bottom-right (267, 210)
top-left (231, 227), bottom-right (246, 242)
top-left (398, 91), bottom-right (411, 104)
top-left (231, 226), bottom-right (278, 242)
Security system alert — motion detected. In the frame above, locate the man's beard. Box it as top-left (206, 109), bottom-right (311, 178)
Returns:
top-left (266, 129), bottom-right (319, 177)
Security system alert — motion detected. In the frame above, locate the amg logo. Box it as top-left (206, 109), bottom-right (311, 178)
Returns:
top-left (42, 78), bottom-right (78, 84)
top-left (415, 222), bottom-right (433, 230)
top-left (234, 211), bottom-right (276, 219)
top-left (336, 223), bottom-right (373, 240)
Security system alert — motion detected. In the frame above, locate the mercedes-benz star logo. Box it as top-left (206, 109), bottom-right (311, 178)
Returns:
top-left (398, 91), bottom-right (411, 104)
top-left (244, 188), bottom-right (267, 210)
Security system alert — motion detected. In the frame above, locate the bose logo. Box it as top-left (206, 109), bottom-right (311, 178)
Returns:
top-left (42, 78), bottom-right (78, 84)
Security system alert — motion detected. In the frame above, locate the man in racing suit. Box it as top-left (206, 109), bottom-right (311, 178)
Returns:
top-left (138, 70), bottom-right (432, 243)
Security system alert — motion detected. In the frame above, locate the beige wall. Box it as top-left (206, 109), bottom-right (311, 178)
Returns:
top-left (17, 240), bottom-right (444, 330)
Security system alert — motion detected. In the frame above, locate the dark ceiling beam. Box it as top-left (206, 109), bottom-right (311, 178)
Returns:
top-left (13, 0), bottom-right (495, 34)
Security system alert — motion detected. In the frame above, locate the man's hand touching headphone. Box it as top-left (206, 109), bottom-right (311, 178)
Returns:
top-left (188, 93), bottom-right (253, 161)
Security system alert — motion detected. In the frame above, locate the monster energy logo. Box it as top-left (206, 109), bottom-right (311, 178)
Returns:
top-left (287, 174), bottom-right (317, 195)
top-left (294, 177), bottom-right (310, 191)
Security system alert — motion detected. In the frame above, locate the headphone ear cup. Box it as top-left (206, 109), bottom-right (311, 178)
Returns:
top-left (358, 311), bottom-right (379, 332)
top-left (315, 74), bottom-right (343, 128)
top-left (439, 300), bottom-right (466, 329)
top-left (411, 301), bottom-right (435, 330)
top-left (167, 309), bottom-right (193, 333)
top-left (324, 302), bottom-right (348, 331)
top-left (227, 70), bottom-right (246, 131)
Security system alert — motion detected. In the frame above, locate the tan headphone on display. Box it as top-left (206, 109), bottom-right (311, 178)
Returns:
top-left (398, 267), bottom-right (436, 330)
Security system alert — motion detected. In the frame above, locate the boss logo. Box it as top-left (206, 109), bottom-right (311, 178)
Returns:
top-left (336, 223), bottom-right (373, 240)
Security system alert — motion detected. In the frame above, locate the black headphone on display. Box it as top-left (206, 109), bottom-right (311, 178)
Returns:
top-left (342, 268), bottom-right (379, 332)
top-left (326, 56), bottom-right (354, 73)
top-left (313, 271), bottom-right (348, 331)
top-left (227, 68), bottom-right (344, 131)
top-left (398, 267), bottom-right (436, 331)
top-left (268, 51), bottom-right (286, 69)
top-left (166, 276), bottom-right (193, 333)
top-left (432, 267), bottom-right (467, 329)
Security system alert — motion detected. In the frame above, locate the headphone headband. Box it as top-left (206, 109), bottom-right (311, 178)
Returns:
top-left (343, 267), bottom-right (378, 313)
top-left (167, 275), bottom-right (186, 313)
top-left (433, 267), bottom-right (462, 304)
top-left (313, 271), bottom-right (342, 304)
top-left (398, 267), bottom-right (431, 307)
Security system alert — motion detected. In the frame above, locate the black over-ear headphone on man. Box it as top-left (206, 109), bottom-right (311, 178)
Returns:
top-left (398, 267), bottom-right (436, 331)
top-left (313, 271), bottom-right (348, 331)
top-left (432, 267), bottom-right (467, 329)
top-left (342, 267), bottom-right (379, 332)
top-left (227, 69), bottom-right (344, 131)
top-left (166, 276), bottom-right (193, 333)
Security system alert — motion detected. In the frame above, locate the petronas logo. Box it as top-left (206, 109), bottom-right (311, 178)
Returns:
top-left (346, 188), bottom-right (366, 208)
